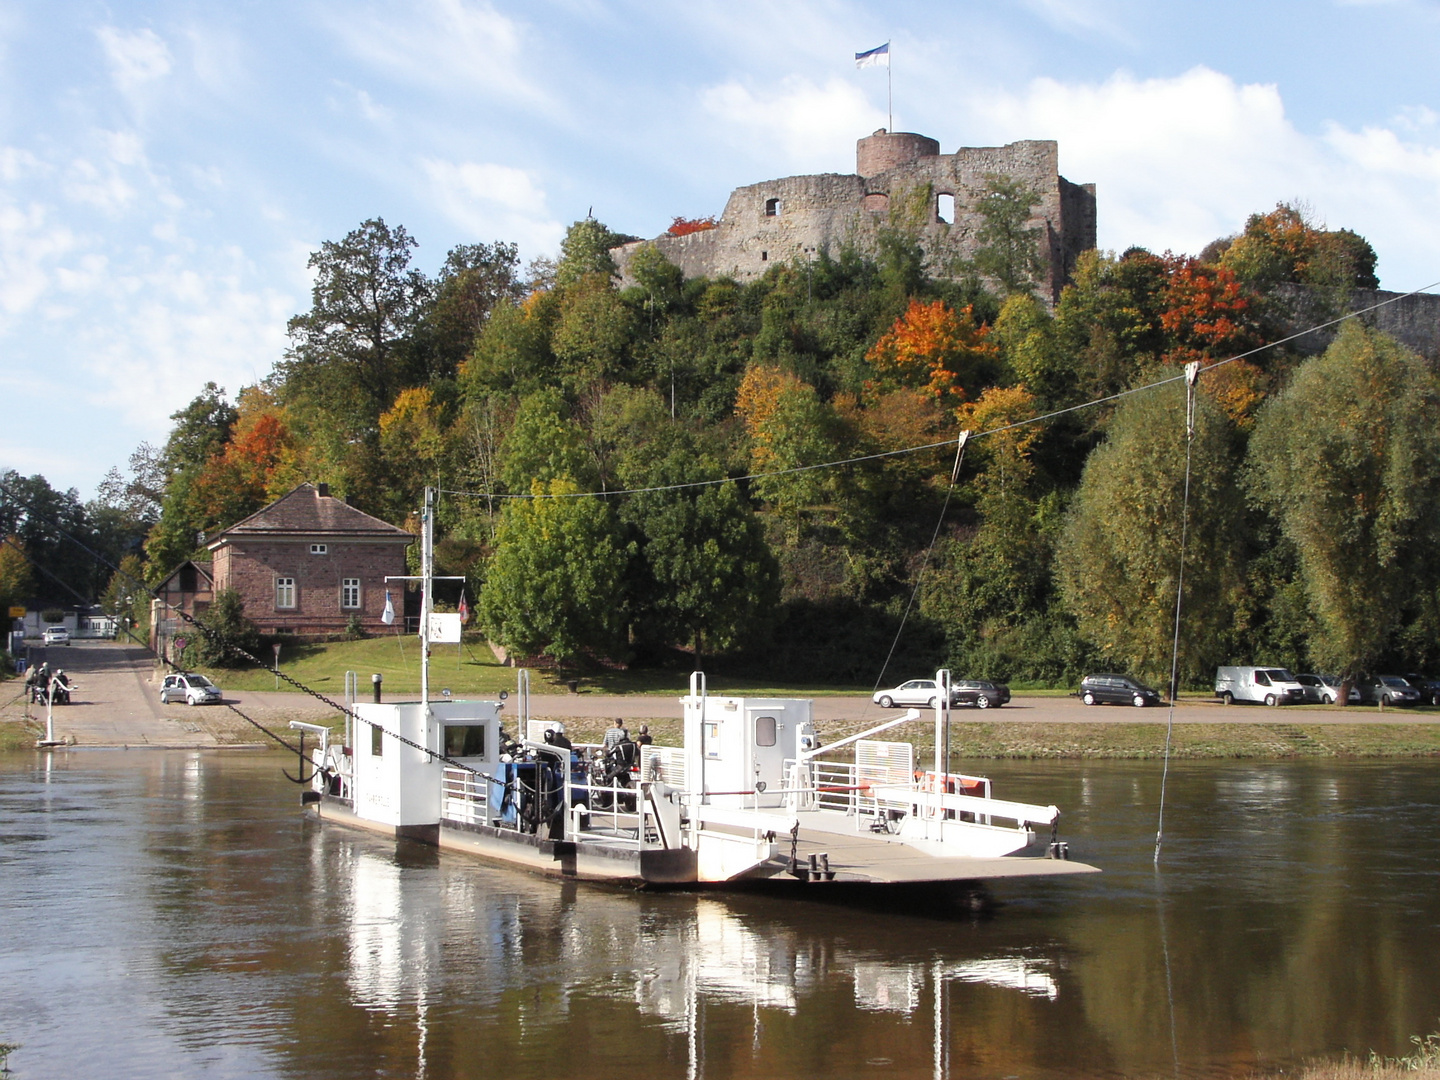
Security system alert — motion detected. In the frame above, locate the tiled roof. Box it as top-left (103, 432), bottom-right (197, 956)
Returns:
top-left (208, 483), bottom-right (414, 544)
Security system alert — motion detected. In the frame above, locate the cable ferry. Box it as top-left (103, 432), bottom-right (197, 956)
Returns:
top-left (293, 490), bottom-right (1097, 890)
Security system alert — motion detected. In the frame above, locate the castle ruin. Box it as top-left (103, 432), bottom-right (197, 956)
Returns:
top-left (612, 129), bottom-right (1097, 302)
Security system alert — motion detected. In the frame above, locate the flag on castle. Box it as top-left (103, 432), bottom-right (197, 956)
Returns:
top-left (855, 42), bottom-right (889, 68)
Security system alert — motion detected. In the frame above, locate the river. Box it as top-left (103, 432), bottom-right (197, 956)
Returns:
top-left (0, 750), bottom-right (1436, 1079)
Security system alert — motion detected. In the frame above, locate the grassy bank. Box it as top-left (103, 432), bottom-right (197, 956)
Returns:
top-left (207, 635), bottom-right (872, 698)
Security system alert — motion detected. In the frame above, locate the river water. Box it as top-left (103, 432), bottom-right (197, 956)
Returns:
top-left (1, 750), bottom-right (1437, 1080)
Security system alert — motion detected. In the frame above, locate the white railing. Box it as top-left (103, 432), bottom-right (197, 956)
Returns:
top-left (443, 766), bottom-right (491, 826)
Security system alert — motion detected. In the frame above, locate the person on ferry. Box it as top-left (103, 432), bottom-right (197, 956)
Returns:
top-left (602, 718), bottom-right (628, 751)
top-left (547, 724), bottom-right (572, 750)
top-left (635, 724), bottom-right (653, 746)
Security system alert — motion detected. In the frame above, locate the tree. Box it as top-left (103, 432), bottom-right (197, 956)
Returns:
top-left (0, 471), bottom-right (99, 604)
top-left (478, 479), bottom-right (631, 669)
top-left (1219, 203), bottom-right (1379, 291)
top-left (190, 588), bottom-right (263, 668)
top-left (554, 218), bottom-right (628, 288)
top-left (279, 218), bottom-right (432, 440)
top-left (735, 365), bottom-right (839, 536)
top-left (865, 298), bottom-right (998, 412)
top-left (416, 240), bottom-right (524, 382)
top-left (1246, 323), bottom-right (1440, 687)
top-left (0, 535), bottom-right (34, 615)
top-left (497, 388), bottom-right (595, 492)
top-left (971, 174), bottom-right (1044, 295)
top-left (1056, 375), bottom-right (1244, 683)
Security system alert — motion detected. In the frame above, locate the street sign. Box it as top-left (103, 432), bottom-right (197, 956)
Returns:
top-left (7, 606), bottom-right (24, 619)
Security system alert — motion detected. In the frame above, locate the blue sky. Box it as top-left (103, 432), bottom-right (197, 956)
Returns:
top-left (4, 0), bottom-right (1439, 499)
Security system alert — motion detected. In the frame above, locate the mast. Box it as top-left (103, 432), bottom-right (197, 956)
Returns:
top-left (421, 486), bottom-right (434, 709)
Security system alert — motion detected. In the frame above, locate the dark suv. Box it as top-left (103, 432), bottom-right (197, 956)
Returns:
top-left (1080, 674), bottom-right (1162, 707)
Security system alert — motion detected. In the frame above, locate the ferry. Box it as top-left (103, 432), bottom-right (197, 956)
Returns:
top-left (292, 489), bottom-right (1098, 890)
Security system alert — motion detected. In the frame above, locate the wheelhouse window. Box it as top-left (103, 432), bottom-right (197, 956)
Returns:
top-left (444, 725), bottom-right (486, 758)
top-left (341, 578), bottom-right (361, 609)
top-left (371, 724), bottom-right (383, 756)
top-left (275, 577), bottom-right (296, 609)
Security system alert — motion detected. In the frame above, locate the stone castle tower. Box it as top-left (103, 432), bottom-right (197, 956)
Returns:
top-left (612, 129), bottom-right (1097, 301)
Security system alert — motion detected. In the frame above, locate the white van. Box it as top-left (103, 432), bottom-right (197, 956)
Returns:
top-left (1215, 666), bottom-right (1305, 706)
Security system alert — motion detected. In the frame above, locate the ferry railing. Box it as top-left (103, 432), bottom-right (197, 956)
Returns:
top-left (442, 766), bottom-right (491, 827)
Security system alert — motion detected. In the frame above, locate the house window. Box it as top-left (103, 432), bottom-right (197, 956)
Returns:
top-left (341, 578), bottom-right (361, 609)
top-left (276, 577), bottom-right (296, 609)
top-left (764, 198), bottom-right (780, 216)
top-left (311, 543), bottom-right (328, 555)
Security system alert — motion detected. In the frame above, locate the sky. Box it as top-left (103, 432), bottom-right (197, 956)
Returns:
top-left (3, 0), bottom-right (1439, 500)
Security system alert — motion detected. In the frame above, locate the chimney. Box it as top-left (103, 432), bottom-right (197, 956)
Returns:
top-left (316, 483), bottom-right (330, 498)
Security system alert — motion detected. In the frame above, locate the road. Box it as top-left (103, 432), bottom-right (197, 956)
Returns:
top-left (1, 640), bottom-right (334, 749)
top-left (4, 641), bottom-right (1432, 751)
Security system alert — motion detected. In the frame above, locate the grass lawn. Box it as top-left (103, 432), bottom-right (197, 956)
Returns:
top-left (207, 635), bottom-right (873, 699)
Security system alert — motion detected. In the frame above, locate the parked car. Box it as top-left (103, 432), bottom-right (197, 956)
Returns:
top-left (1402, 674), bottom-right (1440, 706)
top-left (1295, 673), bottom-right (1359, 705)
top-left (1079, 674), bottom-right (1161, 707)
top-left (952, 679), bottom-right (1010, 709)
top-left (1215, 666), bottom-right (1305, 706)
top-left (160, 672), bottom-right (222, 706)
top-left (42, 626), bottom-right (70, 646)
top-left (1356, 675), bottom-right (1422, 707)
top-left (873, 679), bottom-right (951, 709)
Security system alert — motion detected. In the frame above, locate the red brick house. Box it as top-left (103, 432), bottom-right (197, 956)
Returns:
top-left (206, 483), bottom-right (414, 637)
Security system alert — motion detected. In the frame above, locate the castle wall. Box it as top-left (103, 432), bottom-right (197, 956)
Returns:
top-left (613, 136), bottom-right (1096, 304)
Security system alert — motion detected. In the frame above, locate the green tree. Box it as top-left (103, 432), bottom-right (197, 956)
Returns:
top-left (1246, 323), bottom-right (1440, 685)
top-left (415, 241), bottom-right (524, 382)
top-left (554, 218), bottom-right (627, 288)
top-left (190, 587), bottom-right (263, 668)
top-left (478, 479), bottom-right (631, 669)
top-left (1056, 375), bottom-right (1244, 684)
top-left (497, 388), bottom-right (595, 492)
top-left (971, 174), bottom-right (1044, 295)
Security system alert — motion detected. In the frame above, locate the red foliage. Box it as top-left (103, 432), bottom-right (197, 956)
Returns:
top-left (1160, 256), bottom-right (1252, 359)
top-left (667, 216), bottom-right (717, 237)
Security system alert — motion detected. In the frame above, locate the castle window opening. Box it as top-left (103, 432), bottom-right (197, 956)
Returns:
top-left (937, 193), bottom-right (955, 224)
top-left (761, 251), bottom-right (768, 261)
top-left (863, 193), bottom-right (889, 214)
top-left (764, 198), bottom-right (780, 217)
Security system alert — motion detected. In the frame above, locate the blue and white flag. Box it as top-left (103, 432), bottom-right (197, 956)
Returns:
top-left (855, 42), bottom-right (889, 68)
top-left (381, 589), bottom-right (395, 626)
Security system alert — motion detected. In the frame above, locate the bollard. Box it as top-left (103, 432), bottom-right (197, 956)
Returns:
top-left (372, 673), bottom-right (383, 703)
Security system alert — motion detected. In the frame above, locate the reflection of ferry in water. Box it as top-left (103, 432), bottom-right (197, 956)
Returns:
top-left (294, 489), bottom-right (1098, 891)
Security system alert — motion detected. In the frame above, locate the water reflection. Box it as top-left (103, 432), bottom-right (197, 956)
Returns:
top-left (1, 753), bottom-right (1439, 1080)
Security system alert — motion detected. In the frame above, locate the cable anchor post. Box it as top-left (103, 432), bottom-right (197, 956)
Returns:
top-left (950, 430), bottom-right (972, 486)
top-left (1183, 361), bottom-right (1201, 439)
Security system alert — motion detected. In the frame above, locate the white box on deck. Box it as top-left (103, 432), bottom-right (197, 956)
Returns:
top-left (682, 694), bottom-right (814, 808)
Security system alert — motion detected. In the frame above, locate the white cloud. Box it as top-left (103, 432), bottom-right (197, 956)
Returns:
top-left (420, 158), bottom-right (563, 255)
top-left (96, 26), bottom-right (172, 94)
top-left (325, 0), bottom-right (550, 109)
top-left (0, 202), bottom-right (81, 316)
top-left (700, 75), bottom-right (886, 174)
top-left (965, 66), bottom-right (1440, 289)
top-left (1018, 0), bottom-right (1136, 44)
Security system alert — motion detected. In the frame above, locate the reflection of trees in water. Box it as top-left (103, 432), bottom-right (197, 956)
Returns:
top-left (124, 758), bottom-right (1440, 1080)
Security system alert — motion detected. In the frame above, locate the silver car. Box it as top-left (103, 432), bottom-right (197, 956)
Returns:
top-left (873, 679), bottom-right (953, 709)
top-left (1294, 674), bottom-right (1359, 705)
top-left (160, 672), bottom-right (223, 706)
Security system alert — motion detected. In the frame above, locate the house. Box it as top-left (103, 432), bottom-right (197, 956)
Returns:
top-left (204, 482), bottom-right (414, 637)
top-left (149, 559), bottom-right (214, 652)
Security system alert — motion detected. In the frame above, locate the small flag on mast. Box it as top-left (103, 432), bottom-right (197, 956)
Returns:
top-left (855, 42), bottom-right (889, 68)
top-left (458, 589), bottom-right (470, 626)
top-left (381, 589), bottom-right (395, 626)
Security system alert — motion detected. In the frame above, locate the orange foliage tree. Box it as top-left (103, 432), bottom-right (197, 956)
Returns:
top-left (667, 216), bottom-right (717, 237)
top-left (865, 299), bottom-right (998, 411)
top-left (192, 390), bottom-right (297, 526)
top-left (1160, 257), bottom-right (1252, 364)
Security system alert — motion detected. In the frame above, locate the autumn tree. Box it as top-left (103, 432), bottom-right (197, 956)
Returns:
top-left (1219, 203), bottom-right (1379, 291)
top-left (0, 535), bottom-right (34, 616)
top-left (1246, 324), bottom-right (1440, 689)
top-left (865, 298), bottom-right (999, 412)
top-left (735, 365), bottom-right (839, 535)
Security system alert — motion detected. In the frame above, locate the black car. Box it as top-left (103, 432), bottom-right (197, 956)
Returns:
top-left (1079, 673), bottom-right (1162, 707)
top-left (1402, 674), bottom-right (1440, 706)
top-left (952, 679), bottom-right (1010, 709)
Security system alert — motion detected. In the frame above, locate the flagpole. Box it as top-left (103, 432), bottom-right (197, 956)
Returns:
top-left (888, 51), bottom-right (893, 131)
